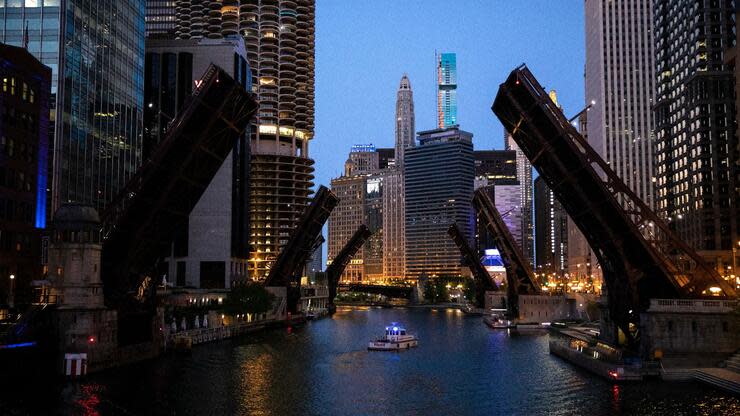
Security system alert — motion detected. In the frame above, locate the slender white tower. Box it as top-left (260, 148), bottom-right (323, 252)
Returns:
top-left (383, 74), bottom-right (416, 279)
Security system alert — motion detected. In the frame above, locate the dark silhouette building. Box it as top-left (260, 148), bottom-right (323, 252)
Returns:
top-left (0, 43), bottom-right (52, 306)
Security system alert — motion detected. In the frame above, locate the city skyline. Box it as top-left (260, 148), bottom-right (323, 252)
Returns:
top-left (1, 1), bottom-right (739, 411)
top-left (313, 1), bottom-right (585, 190)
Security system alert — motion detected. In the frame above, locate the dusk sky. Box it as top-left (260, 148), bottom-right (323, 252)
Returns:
top-left (312, 0), bottom-right (586, 190)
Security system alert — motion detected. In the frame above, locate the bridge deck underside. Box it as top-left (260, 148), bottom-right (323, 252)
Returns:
top-left (101, 65), bottom-right (257, 304)
top-left (338, 284), bottom-right (413, 299)
top-left (327, 225), bottom-right (372, 304)
top-left (264, 186), bottom-right (338, 288)
top-left (447, 223), bottom-right (496, 308)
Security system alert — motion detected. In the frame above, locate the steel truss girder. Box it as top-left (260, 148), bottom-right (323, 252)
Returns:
top-left (264, 186), bottom-right (339, 289)
top-left (326, 224), bottom-right (372, 305)
top-left (447, 222), bottom-right (498, 308)
top-left (101, 65), bottom-right (258, 307)
top-left (473, 189), bottom-right (540, 317)
top-left (492, 65), bottom-right (735, 344)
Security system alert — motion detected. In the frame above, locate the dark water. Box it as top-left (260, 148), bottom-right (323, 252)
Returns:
top-left (1, 306), bottom-right (738, 415)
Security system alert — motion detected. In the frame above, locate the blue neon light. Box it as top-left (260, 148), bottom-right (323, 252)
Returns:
top-left (0, 341), bottom-right (38, 349)
top-left (34, 99), bottom-right (50, 229)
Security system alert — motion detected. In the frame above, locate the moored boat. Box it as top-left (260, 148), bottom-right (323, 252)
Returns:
top-left (483, 314), bottom-right (515, 329)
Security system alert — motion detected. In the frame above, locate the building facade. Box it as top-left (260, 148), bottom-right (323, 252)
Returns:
top-left (376, 147), bottom-right (395, 170)
top-left (307, 233), bottom-right (322, 281)
top-left (654, 0), bottom-right (739, 269)
top-left (364, 174), bottom-right (383, 281)
top-left (473, 150), bottom-right (519, 254)
top-left (567, 111), bottom-right (603, 289)
top-left (505, 132), bottom-right (534, 266)
top-left (1, 0), bottom-right (146, 214)
top-left (534, 176), bottom-right (568, 278)
top-left (382, 168), bottom-right (404, 279)
top-left (436, 52), bottom-right (457, 129)
top-left (348, 144), bottom-right (379, 174)
top-left (405, 127), bottom-right (474, 279)
top-left (172, 0), bottom-right (316, 280)
top-left (585, 0), bottom-right (657, 208)
top-left (144, 37), bottom-right (252, 289)
top-left (328, 173), bottom-right (366, 283)
top-left (0, 44), bottom-right (51, 305)
top-left (146, 0), bottom-right (177, 38)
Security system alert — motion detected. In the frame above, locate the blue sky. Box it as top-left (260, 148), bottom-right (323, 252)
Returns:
top-left (312, 0), bottom-right (586, 188)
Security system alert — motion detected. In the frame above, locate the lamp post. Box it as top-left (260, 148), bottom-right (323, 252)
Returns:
top-left (733, 241), bottom-right (739, 278)
top-left (8, 274), bottom-right (15, 309)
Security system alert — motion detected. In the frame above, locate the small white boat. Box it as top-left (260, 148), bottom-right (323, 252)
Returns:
top-left (368, 323), bottom-right (418, 351)
top-left (483, 314), bottom-right (514, 329)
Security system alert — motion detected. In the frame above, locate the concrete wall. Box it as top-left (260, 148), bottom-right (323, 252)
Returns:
top-left (518, 295), bottom-right (576, 323)
top-left (484, 292), bottom-right (590, 323)
top-left (640, 311), bottom-right (740, 359)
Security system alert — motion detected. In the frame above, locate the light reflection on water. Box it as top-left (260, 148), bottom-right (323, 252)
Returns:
top-left (0, 306), bottom-right (738, 415)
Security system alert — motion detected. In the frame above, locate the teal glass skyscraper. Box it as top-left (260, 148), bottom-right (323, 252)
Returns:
top-left (436, 52), bottom-right (457, 128)
top-left (0, 0), bottom-right (145, 215)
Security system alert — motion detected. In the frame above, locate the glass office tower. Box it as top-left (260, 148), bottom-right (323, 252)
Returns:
top-left (436, 52), bottom-right (457, 129)
top-left (405, 126), bottom-right (474, 279)
top-left (0, 0), bottom-right (145, 214)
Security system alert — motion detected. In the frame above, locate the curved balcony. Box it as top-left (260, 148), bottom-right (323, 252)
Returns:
top-left (260, 63), bottom-right (279, 77)
top-left (260, 6), bottom-right (279, 23)
top-left (260, 50), bottom-right (279, 65)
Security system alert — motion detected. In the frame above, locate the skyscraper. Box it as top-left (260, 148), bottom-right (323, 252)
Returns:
top-left (383, 74), bottom-right (415, 280)
top-left (534, 177), bottom-right (568, 277)
top-left (505, 132), bottom-right (534, 266)
top-left (382, 169), bottom-right (405, 279)
top-left (585, 0), bottom-right (656, 207)
top-left (172, 0), bottom-right (317, 280)
top-left (395, 74), bottom-right (415, 165)
top-left (436, 52), bottom-right (457, 129)
top-left (567, 110), bottom-right (602, 288)
top-left (654, 0), bottom-right (738, 268)
top-left (405, 127), bottom-right (474, 278)
top-left (1, 0), bottom-right (146, 214)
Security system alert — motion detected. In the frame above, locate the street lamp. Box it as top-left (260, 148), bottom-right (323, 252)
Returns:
top-left (733, 241), bottom-right (739, 279)
top-left (8, 274), bottom-right (15, 309)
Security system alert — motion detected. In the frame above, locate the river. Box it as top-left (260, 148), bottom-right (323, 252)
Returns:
top-left (1, 306), bottom-right (738, 415)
